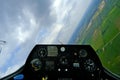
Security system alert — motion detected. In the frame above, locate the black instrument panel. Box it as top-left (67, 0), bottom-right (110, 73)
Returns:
top-left (23, 45), bottom-right (103, 80)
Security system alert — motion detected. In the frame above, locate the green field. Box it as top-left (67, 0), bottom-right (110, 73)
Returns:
top-left (78, 0), bottom-right (120, 76)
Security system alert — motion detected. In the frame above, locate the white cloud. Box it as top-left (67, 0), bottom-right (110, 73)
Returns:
top-left (41, 23), bottom-right (63, 44)
top-left (16, 27), bottom-right (29, 43)
top-left (36, 0), bottom-right (93, 44)
top-left (0, 1), bottom-right (39, 77)
top-left (0, 49), bottom-right (11, 68)
top-left (0, 63), bottom-right (23, 78)
top-left (0, 0), bottom-right (93, 78)
top-left (49, 0), bottom-right (92, 43)
top-left (13, 7), bottom-right (38, 44)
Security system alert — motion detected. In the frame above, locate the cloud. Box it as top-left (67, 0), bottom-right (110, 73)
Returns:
top-left (0, 0), bottom-right (54, 77)
top-left (16, 27), bottom-right (30, 43)
top-left (37, 23), bottom-right (63, 44)
top-left (0, 4), bottom-right (41, 69)
top-left (0, 64), bottom-right (23, 78)
top-left (48, 0), bottom-right (93, 43)
top-left (0, 0), bottom-right (93, 78)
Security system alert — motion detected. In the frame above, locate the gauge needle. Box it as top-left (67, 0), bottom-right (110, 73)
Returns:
top-left (90, 63), bottom-right (94, 66)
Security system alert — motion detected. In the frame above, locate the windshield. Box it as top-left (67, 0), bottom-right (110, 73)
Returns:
top-left (0, 0), bottom-right (120, 78)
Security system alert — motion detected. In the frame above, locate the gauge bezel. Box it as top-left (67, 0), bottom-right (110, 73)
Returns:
top-left (37, 48), bottom-right (48, 57)
top-left (79, 49), bottom-right (88, 58)
top-left (84, 59), bottom-right (96, 72)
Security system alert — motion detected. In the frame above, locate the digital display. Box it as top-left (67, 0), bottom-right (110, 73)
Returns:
top-left (47, 46), bottom-right (58, 56)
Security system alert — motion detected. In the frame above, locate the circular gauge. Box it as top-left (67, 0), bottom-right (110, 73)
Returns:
top-left (59, 56), bottom-right (68, 65)
top-left (60, 47), bottom-right (65, 52)
top-left (31, 59), bottom-right (42, 71)
top-left (79, 49), bottom-right (88, 57)
top-left (38, 48), bottom-right (47, 57)
top-left (84, 59), bottom-right (96, 72)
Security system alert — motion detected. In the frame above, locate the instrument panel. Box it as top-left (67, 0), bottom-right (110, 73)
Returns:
top-left (23, 45), bottom-right (103, 80)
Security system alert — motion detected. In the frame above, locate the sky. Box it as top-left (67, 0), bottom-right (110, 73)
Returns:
top-left (0, 0), bottom-right (93, 78)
